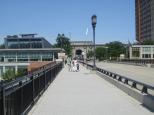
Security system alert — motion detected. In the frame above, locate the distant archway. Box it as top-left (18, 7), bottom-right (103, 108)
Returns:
top-left (76, 49), bottom-right (82, 55)
top-left (75, 49), bottom-right (83, 59)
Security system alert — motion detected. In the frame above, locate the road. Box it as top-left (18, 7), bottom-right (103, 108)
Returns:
top-left (89, 61), bottom-right (154, 86)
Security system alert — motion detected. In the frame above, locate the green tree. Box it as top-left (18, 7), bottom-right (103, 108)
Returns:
top-left (95, 47), bottom-right (107, 61)
top-left (16, 69), bottom-right (27, 78)
top-left (106, 41), bottom-right (126, 60)
top-left (141, 40), bottom-right (154, 45)
top-left (87, 50), bottom-right (93, 59)
top-left (2, 68), bottom-right (27, 82)
top-left (2, 69), bottom-right (16, 82)
top-left (54, 34), bottom-right (72, 56)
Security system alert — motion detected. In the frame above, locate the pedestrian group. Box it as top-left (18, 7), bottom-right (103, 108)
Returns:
top-left (67, 57), bottom-right (79, 72)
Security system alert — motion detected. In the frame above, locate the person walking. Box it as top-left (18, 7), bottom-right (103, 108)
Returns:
top-left (73, 58), bottom-right (78, 72)
top-left (67, 57), bottom-right (72, 71)
top-left (77, 62), bottom-right (79, 71)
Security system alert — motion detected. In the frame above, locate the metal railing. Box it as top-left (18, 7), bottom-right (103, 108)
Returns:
top-left (80, 61), bottom-right (154, 96)
top-left (0, 62), bottom-right (63, 115)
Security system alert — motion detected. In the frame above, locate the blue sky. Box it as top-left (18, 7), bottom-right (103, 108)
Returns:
top-left (0, 0), bottom-right (135, 44)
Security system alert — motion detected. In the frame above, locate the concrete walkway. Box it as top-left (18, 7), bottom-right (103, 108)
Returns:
top-left (28, 65), bottom-right (153, 115)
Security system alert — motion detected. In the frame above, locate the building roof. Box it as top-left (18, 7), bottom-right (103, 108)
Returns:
top-left (0, 48), bottom-right (63, 52)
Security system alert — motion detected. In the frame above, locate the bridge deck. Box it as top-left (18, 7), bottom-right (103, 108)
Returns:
top-left (28, 65), bottom-right (153, 115)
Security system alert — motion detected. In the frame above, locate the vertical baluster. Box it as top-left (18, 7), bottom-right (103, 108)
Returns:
top-left (2, 87), bottom-right (6, 115)
top-left (142, 86), bottom-right (148, 94)
top-left (132, 82), bottom-right (136, 88)
top-left (124, 79), bottom-right (128, 84)
top-left (19, 81), bottom-right (23, 114)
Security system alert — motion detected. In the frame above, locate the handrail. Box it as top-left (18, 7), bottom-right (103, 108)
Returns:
top-left (0, 61), bottom-right (63, 115)
top-left (1, 62), bottom-right (59, 88)
top-left (80, 61), bottom-right (154, 95)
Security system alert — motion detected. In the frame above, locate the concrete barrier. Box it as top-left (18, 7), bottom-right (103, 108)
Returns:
top-left (96, 71), bottom-right (154, 111)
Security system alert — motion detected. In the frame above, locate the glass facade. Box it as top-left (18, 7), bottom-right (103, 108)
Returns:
top-left (142, 47), bottom-right (151, 53)
top-left (130, 45), bottom-right (154, 59)
top-left (5, 66), bottom-right (15, 72)
top-left (7, 39), bottom-right (43, 48)
top-left (142, 54), bottom-right (151, 58)
top-left (132, 47), bottom-right (140, 58)
top-left (0, 51), bottom-right (54, 62)
top-left (142, 47), bottom-right (151, 58)
top-left (5, 34), bottom-right (52, 49)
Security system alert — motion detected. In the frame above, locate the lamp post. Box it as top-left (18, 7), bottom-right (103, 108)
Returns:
top-left (60, 38), bottom-right (62, 51)
top-left (91, 15), bottom-right (97, 69)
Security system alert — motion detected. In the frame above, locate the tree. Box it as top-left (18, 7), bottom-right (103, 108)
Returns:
top-left (16, 69), bottom-right (27, 78)
top-left (106, 41), bottom-right (126, 60)
top-left (2, 68), bottom-right (28, 82)
top-left (141, 40), bottom-right (154, 45)
top-left (2, 69), bottom-right (16, 82)
top-left (54, 34), bottom-right (72, 56)
top-left (95, 47), bottom-right (107, 61)
top-left (87, 50), bottom-right (93, 59)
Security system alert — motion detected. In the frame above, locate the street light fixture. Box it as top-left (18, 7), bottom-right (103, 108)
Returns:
top-left (91, 14), bottom-right (97, 69)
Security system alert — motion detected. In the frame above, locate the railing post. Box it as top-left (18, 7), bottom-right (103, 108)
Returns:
top-left (49, 69), bottom-right (52, 83)
top-left (44, 70), bottom-right (46, 89)
top-left (118, 77), bottom-right (122, 81)
top-left (142, 86), bottom-right (148, 94)
top-left (113, 75), bottom-right (116, 79)
top-left (109, 73), bottom-right (112, 77)
top-left (19, 81), bottom-right (23, 114)
top-left (31, 76), bottom-right (35, 104)
top-left (38, 73), bottom-right (40, 93)
top-left (124, 79), bottom-right (128, 84)
top-left (132, 82), bottom-right (136, 88)
top-left (2, 87), bottom-right (6, 115)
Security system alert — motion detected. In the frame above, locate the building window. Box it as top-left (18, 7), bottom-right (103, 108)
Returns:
top-left (0, 57), bottom-right (4, 62)
top-left (142, 54), bottom-right (151, 58)
top-left (132, 47), bottom-right (140, 57)
top-left (0, 67), bottom-right (3, 79)
top-left (142, 47), bottom-right (151, 53)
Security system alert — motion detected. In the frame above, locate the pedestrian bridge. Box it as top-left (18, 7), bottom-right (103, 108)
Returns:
top-left (28, 65), bottom-right (153, 115)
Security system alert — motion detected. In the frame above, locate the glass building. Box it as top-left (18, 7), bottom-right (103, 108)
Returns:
top-left (0, 34), bottom-right (62, 80)
top-left (5, 34), bottom-right (52, 49)
top-left (0, 48), bottom-right (59, 62)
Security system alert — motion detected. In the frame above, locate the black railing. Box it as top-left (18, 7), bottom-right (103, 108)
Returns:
top-left (80, 61), bottom-right (154, 96)
top-left (0, 62), bottom-right (63, 115)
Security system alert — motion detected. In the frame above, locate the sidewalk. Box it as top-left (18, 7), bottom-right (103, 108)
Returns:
top-left (28, 65), bottom-right (153, 115)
